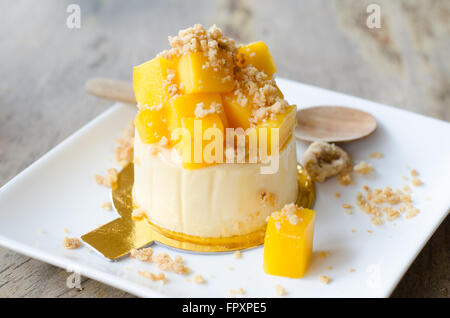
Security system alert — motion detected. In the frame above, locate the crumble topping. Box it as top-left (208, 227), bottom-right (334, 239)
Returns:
top-left (270, 203), bottom-right (303, 226)
top-left (63, 237), bottom-right (81, 249)
top-left (233, 251), bottom-right (242, 259)
top-left (338, 173), bottom-right (353, 186)
top-left (193, 274), bottom-right (206, 284)
top-left (369, 152), bottom-right (383, 159)
top-left (411, 178), bottom-right (422, 186)
top-left (259, 191), bottom-right (277, 207)
top-left (138, 271), bottom-right (166, 283)
top-left (130, 248), bottom-right (190, 274)
top-left (275, 284), bottom-right (286, 296)
top-left (319, 275), bottom-right (331, 284)
top-left (174, 255), bottom-right (184, 264)
top-left (130, 247), bottom-right (153, 262)
top-left (101, 202), bottom-right (112, 211)
top-left (229, 288), bottom-right (245, 297)
top-left (159, 24), bottom-right (236, 76)
top-left (354, 161), bottom-right (374, 175)
top-left (94, 168), bottom-right (118, 188)
top-left (153, 252), bottom-right (191, 274)
top-left (232, 65), bottom-right (289, 125)
top-left (356, 183), bottom-right (421, 225)
top-left (194, 101), bottom-right (221, 118)
top-left (301, 142), bottom-right (352, 183)
top-left (115, 123), bottom-right (134, 167)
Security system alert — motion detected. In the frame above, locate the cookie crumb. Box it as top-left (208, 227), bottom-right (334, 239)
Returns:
top-left (275, 284), bottom-right (286, 296)
top-left (301, 142), bottom-right (352, 183)
top-left (319, 275), bottom-right (331, 284)
top-left (130, 247), bottom-right (153, 262)
top-left (138, 271), bottom-right (166, 283)
top-left (334, 192), bottom-right (340, 198)
top-left (94, 168), bottom-right (118, 188)
top-left (233, 251), bottom-right (242, 259)
top-left (349, 268), bottom-right (355, 273)
top-left (63, 237), bottom-right (81, 249)
top-left (411, 178), bottom-right (422, 186)
top-left (354, 161), bottom-right (374, 175)
top-left (369, 152), bottom-right (383, 159)
top-left (318, 251), bottom-right (329, 258)
top-left (259, 191), bottom-right (277, 207)
top-left (338, 173), bottom-right (353, 186)
top-left (101, 202), bottom-right (112, 211)
top-left (193, 274), bottom-right (206, 284)
top-left (229, 288), bottom-right (245, 297)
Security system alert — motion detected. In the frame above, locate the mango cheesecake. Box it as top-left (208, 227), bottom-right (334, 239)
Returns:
top-left (132, 24), bottom-right (298, 238)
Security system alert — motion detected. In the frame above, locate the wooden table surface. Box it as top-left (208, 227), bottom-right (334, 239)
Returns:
top-left (0, 0), bottom-right (448, 298)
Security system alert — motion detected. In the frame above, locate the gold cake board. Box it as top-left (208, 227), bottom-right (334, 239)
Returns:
top-left (81, 163), bottom-right (315, 260)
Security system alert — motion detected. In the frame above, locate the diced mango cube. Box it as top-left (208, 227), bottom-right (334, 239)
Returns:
top-left (134, 108), bottom-right (169, 144)
top-left (165, 93), bottom-right (228, 138)
top-left (256, 105), bottom-right (297, 154)
top-left (221, 93), bottom-right (253, 130)
top-left (263, 205), bottom-right (315, 278)
top-left (237, 41), bottom-right (277, 76)
top-left (177, 52), bottom-right (234, 94)
top-left (173, 114), bottom-right (225, 169)
top-left (133, 56), bottom-right (177, 107)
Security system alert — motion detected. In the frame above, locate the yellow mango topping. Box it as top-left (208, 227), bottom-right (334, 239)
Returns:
top-left (133, 56), bottom-right (178, 107)
top-left (256, 105), bottom-right (297, 154)
top-left (134, 107), bottom-right (169, 144)
top-left (222, 93), bottom-right (253, 130)
top-left (174, 114), bottom-right (225, 169)
top-left (177, 52), bottom-right (234, 94)
top-left (237, 41), bottom-right (276, 76)
top-left (132, 24), bottom-right (297, 170)
top-left (166, 93), bottom-right (228, 138)
top-left (263, 204), bottom-right (315, 278)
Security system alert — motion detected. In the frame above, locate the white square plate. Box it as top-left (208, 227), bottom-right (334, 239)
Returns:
top-left (0, 78), bottom-right (449, 298)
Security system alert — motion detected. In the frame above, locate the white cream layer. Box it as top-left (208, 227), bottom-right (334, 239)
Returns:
top-left (133, 133), bottom-right (298, 238)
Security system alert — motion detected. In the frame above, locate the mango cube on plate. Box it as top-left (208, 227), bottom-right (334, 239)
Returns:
top-left (133, 56), bottom-right (178, 107)
top-left (263, 204), bottom-right (315, 278)
top-left (237, 41), bottom-right (277, 76)
top-left (177, 52), bottom-right (234, 94)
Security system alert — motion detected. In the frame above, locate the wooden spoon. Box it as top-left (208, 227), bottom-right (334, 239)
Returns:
top-left (86, 78), bottom-right (377, 143)
top-left (86, 78), bottom-right (136, 104)
top-left (294, 106), bottom-right (377, 143)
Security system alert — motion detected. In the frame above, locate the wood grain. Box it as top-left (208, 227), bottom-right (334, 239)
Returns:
top-left (0, 0), bottom-right (448, 298)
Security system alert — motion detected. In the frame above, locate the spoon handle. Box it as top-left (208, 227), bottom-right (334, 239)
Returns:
top-left (86, 78), bottom-right (136, 104)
